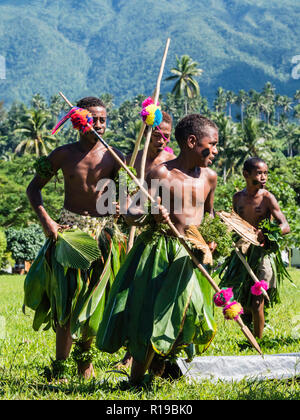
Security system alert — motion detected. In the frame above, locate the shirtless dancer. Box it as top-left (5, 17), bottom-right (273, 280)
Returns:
top-left (25, 97), bottom-right (124, 379)
top-left (232, 157), bottom-right (290, 338)
top-left (126, 111), bottom-right (175, 177)
top-left (119, 111), bottom-right (176, 369)
top-left (96, 114), bottom-right (219, 385)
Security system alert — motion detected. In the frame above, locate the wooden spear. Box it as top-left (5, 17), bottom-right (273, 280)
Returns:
top-left (127, 38), bottom-right (170, 253)
top-left (234, 246), bottom-right (270, 302)
top-left (58, 91), bottom-right (263, 356)
top-left (139, 37), bottom-right (170, 181)
top-left (216, 211), bottom-right (270, 301)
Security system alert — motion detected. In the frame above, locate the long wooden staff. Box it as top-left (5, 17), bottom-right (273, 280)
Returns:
top-left (216, 212), bottom-right (270, 301)
top-left (234, 246), bottom-right (270, 301)
top-left (127, 38), bottom-right (171, 253)
top-left (58, 91), bottom-right (263, 356)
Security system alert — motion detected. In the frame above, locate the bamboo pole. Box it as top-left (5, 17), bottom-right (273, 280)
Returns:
top-left (58, 91), bottom-right (263, 356)
top-left (127, 38), bottom-right (171, 254)
top-left (139, 38), bottom-right (170, 181)
top-left (234, 246), bottom-right (270, 301)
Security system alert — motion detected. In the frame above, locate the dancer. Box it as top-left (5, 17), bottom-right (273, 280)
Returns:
top-left (96, 114), bottom-right (219, 385)
top-left (219, 157), bottom-right (290, 339)
top-left (24, 97), bottom-right (126, 379)
top-left (126, 111), bottom-right (175, 177)
top-left (118, 111), bottom-right (176, 369)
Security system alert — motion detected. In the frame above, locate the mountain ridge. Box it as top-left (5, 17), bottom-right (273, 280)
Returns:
top-left (0, 0), bottom-right (299, 106)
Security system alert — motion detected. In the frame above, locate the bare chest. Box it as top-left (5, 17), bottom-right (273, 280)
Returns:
top-left (61, 150), bottom-right (115, 187)
top-left (236, 195), bottom-right (270, 226)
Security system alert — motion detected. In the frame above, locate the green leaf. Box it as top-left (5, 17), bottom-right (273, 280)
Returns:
top-left (55, 230), bottom-right (101, 270)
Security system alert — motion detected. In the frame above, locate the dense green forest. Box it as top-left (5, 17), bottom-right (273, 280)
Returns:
top-left (0, 69), bottom-right (299, 268)
top-left (0, 0), bottom-right (300, 105)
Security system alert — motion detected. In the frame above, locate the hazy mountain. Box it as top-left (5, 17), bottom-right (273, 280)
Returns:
top-left (0, 0), bottom-right (300, 106)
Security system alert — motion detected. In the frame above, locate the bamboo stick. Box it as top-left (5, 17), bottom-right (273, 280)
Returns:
top-left (234, 246), bottom-right (270, 301)
top-left (139, 38), bottom-right (170, 181)
top-left (58, 91), bottom-right (263, 356)
top-left (127, 38), bottom-right (170, 254)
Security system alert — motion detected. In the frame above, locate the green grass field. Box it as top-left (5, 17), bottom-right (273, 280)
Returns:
top-left (0, 269), bottom-right (299, 400)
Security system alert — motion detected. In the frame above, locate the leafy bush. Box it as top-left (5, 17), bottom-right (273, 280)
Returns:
top-left (0, 229), bottom-right (7, 268)
top-left (5, 224), bottom-right (45, 263)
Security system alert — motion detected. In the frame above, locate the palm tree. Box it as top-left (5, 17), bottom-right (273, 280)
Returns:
top-left (13, 108), bottom-right (56, 157)
top-left (226, 90), bottom-right (237, 118)
top-left (261, 82), bottom-right (276, 124)
top-left (165, 55), bottom-right (203, 114)
top-left (213, 87), bottom-right (227, 114)
top-left (236, 89), bottom-right (248, 126)
top-left (212, 113), bottom-right (239, 182)
top-left (31, 93), bottom-right (47, 111)
top-left (294, 89), bottom-right (300, 104)
top-left (242, 117), bottom-right (263, 157)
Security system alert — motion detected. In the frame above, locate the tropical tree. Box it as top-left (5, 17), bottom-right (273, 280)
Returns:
top-left (213, 87), bottom-right (227, 114)
top-left (236, 89), bottom-right (248, 126)
top-left (241, 116), bottom-right (264, 157)
top-left (226, 90), bottom-right (237, 118)
top-left (275, 94), bottom-right (293, 124)
top-left (165, 55), bottom-right (203, 114)
top-left (211, 113), bottom-right (240, 182)
top-left (13, 108), bottom-right (56, 157)
top-left (31, 93), bottom-right (48, 111)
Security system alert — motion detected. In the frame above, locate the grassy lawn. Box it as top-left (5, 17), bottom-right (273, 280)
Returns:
top-left (0, 268), bottom-right (299, 400)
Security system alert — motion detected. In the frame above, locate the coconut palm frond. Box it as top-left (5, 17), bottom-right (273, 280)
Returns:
top-left (55, 230), bottom-right (101, 270)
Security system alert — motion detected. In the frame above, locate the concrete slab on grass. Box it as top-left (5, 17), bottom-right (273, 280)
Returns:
top-left (177, 353), bottom-right (300, 382)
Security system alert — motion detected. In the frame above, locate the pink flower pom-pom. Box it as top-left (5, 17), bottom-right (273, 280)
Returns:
top-left (213, 288), bottom-right (234, 307)
top-left (142, 97), bottom-right (160, 108)
top-left (142, 97), bottom-right (154, 108)
top-left (140, 108), bottom-right (150, 118)
top-left (251, 280), bottom-right (269, 296)
top-left (223, 301), bottom-right (243, 320)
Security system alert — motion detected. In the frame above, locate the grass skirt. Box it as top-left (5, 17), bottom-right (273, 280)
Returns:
top-left (23, 212), bottom-right (126, 339)
top-left (218, 244), bottom-right (291, 309)
top-left (96, 231), bottom-right (216, 363)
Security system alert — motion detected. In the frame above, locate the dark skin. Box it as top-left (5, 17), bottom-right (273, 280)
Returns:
top-left (127, 126), bottom-right (219, 385)
top-left (119, 120), bottom-right (176, 370)
top-left (27, 106), bottom-right (124, 239)
top-left (26, 105), bottom-right (124, 379)
top-left (126, 120), bottom-right (175, 177)
top-left (233, 161), bottom-right (290, 338)
top-left (126, 126), bottom-right (219, 234)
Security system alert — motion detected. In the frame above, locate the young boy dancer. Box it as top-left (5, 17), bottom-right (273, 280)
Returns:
top-left (126, 111), bottom-right (175, 177)
top-left (96, 114), bottom-right (219, 385)
top-left (219, 157), bottom-right (290, 339)
top-left (24, 97), bottom-right (126, 379)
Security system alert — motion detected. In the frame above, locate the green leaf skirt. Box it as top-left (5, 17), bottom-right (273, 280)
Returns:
top-left (218, 244), bottom-right (292, 309)
top-left (23, 226), bottom-right (126, 339)
top-left (96, 232), bottom-right (217, 363)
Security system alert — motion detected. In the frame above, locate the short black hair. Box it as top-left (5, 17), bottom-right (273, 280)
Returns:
top-left (243, 157), bottom-right (266, 173)
top-left (161, 110), bottom-right (172, 126)
top-left (175, 114), bottom-right (218, 148)
top-left (76, 96), bottom-right (106, 109)
top-left (145, 110), bottom-right (173, 136)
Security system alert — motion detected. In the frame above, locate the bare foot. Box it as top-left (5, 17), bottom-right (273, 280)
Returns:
top-left (77, 362), bottom-right (95, 379)
top-left (115, 351), bottom-right (133, 369)
top-left (149, 355), bottom-right (165, 377)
